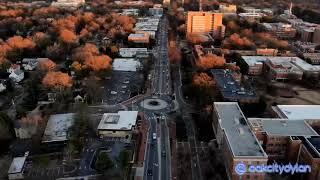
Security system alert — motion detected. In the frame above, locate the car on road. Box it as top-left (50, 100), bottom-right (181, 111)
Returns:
top-left (147, 169), bottom-right (152, 176)
top-left (152, 133), bottom-right (157, 140)
top-left (110, 91), bottom-right (117, 95)
top-left (162, 151), bottom-right (166, 157)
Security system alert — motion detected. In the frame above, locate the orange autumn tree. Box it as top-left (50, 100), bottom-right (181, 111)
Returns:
top-left (38, 59), bottom-right (56, 71)
top-left (169, 46), bottom-right (182, 63)
top-left (42, 71), bottom-right (72, 89)
top-left (197, 54), bottom-right (226, 69)
top-left (193, 73), bottom-right (215, 87)
top-left (187, 33), bottom-right (209, 44)
top-left (7, 36), bottom-right (36, 49)
top-left (59, 29), bottom-right (78, 44)
top-left (84, 55), bottom-right (112, 71)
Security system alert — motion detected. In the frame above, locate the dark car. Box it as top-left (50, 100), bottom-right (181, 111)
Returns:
top-left (147, 169), bottom-right (153, 176)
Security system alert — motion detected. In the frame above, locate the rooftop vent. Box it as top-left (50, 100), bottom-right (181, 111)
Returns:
top-left (238, 127), bottom-right (244, 135)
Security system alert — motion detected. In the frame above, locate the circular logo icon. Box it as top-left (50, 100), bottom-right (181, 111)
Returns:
top-left (235, 162), bottom-right (246, 175)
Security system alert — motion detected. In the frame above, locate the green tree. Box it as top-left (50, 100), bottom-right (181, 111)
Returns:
top-left (0, 111), bottom-right (14, 143)
top-left (95, 152), bottom-right (114, 172)
top-left (118, 150), bottom-right (130, 170)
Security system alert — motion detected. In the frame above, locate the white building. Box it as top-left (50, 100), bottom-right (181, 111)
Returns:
top-left (121, 9), bottom-right (139, 16)
top-left (119, 48), bottom-right (148, 58)
top-left (9, 69), bottom-right (24, 83)
top-left (42, 113), bottom-right (74, 143)
top-left (8, 152), bottom-right (29, 180)
top-left (149, 7), bottom-right (163, 17)
top-left (22, 58), bottom-right (47, 71)
top-left (0, 82), bottom-right (6, 92)
top-left (112, 58), bottom-right (142, 72)
top-left (51, 0), bottom-right (85, 8)
top-left (97, 111), bottom-right (138, 140)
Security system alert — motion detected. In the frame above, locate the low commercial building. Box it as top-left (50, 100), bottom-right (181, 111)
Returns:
top-left (272, 105), bottom-right (320, 121)
top-left (219, 4), bottom-right (237, 14)
top-left (238, 13), bottom-right (263, 23)
top-left (120, 9), bottom-right (139, 16)
top-left (134, 17), bottom-right (160, 39)
top-left (211, 69), bottom-right (259, 103)
top-left (242, 56), bottom-right (320, 79)
top-left (303, 53), bottom-right (320, 65)
top-left (212, 102), bottom-right (268, 180)
top-left (149, 7), bottom-right (163, 17)
top-left (119, 48), bottom-right (148, 58)
top-left (8, 152), bottom-right (29, 180)
top-left (42, 113), bottom-right (74, 143)
top-left (97, 111), bottom-right (138, 140)
top-left (248, 118), bottom-right (318, 160)
top-left (261, 23), bottom-right (296, 39)
top-left (51, 0), bottom-right (85, 8)
top-left (112, 58), bottom-right (142, 72)
top-left (128, 32), bottom-right (150, 44)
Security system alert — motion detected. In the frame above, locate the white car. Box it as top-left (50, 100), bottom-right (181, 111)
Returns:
top-left (152, 133), bottom-right (157, 140)
top-left (110, 91), bottom-right (117, 95)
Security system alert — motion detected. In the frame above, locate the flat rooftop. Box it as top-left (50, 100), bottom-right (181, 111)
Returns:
top-left (248, 118), bottom-right (318, 136)
top-left (112, 58), bottom-right (141, 72)
top-left (273, 105), bottom-right (320, 120)
top-left (8, 156), bottom-right (27, 174)
top-left (129, 33), bottom-right (148, 38)
top-left (307, 137), bottom-right (320, 157)
top-left (97, 111), bottom-right (138, 131)
top-left (42, 113), bottom-right (74, 143)
top-left (242, 56), bottom-right (320, 72)
top-left (214, 102), bottom-right (266, 157)
top-left (211, 69), bottom-right (258, 101)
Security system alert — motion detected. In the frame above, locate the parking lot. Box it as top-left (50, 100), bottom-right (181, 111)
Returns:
top-left (102, 71), bottom-right (144, 105)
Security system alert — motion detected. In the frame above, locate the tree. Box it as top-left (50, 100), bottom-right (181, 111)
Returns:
top-left (187, 33), bottom-right (209, 44)
top-left (42, 71), bottom-right (72, 89)
top-left (169, 46), bottom-right (182, 63)
top-left (59, 29), bottom-right (78, 44)
top-left (37, 59), bottom-right (56, 71)
top-left (84, 55), bottom-right (112, 71)
top-left (222, 33), bottom-right (256, 50)
top-left (95, 152), bottom-right (114, 172)
top-left (0, 112), bottom-right (14, 142)
top-left (118, 150), bottom-right (130, 170)
top-left (197, 54), bottom-right (226, 69)
top-left (84, 75), bottom-right (103, 103)
top-left (68, 104), bottom-right (89, 154)
top-left (7, 36), bottom-right (36, 49)
top-left (33, 32), bottom-right (52, 50)
top-left (72, 43), bottom-right (99, 62)
top-left (193, 73), bottom-right (215, 87)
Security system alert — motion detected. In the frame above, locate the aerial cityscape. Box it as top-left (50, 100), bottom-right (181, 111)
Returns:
top-left (0, 0), bottom-right (319, 180)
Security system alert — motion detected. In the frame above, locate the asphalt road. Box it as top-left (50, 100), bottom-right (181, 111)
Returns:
top-left (144, 15), bottom-right (172, 180)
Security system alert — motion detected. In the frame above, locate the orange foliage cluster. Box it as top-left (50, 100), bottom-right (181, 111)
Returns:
top-left (52, 15), bottom-right (80, 32)
top-left (84, 55), bottom-right (112, 71)
top-left (72, 43), bottom-right (112, 71)
top-left (193, 73), bottom-right (215, 87)
top-left (169, 46), bottom-right (182, 63)
top-left (197, 54), bottom-right (226, 69)
top-left (223, 33), bottom-right (256, 49)
top-left (59, 29), bottom-right (78, 44)
top-left (187, 33), bottom-right (209, 44)
top-left (33, 7), bottom-right (60, 17)
top-left (38, 59), bottom-right (56, 71)
top-left (0, 9), bottom-right (23, 17)
top-left (255, 33), bottom-right (289, 49)
top-left (7, 36), bottom-right (36, 49)
top-left (42, 71), bottom-right (72, 89)
top-left (223, 27), bottom-right (290, 50)
top-left (111, 13), bottom-right (136, 32)
top-left (72, 43), bottom-right (99, 62)
top-left (0, 36), bottom-right (36, 64)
